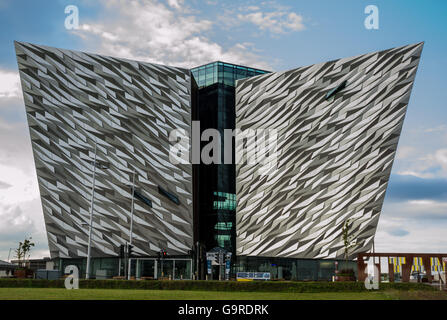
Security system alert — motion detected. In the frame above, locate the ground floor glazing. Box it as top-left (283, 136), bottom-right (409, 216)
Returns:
top-left (55, 256), bottom-right (357, 281)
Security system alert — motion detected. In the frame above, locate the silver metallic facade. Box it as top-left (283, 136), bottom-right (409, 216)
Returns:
top-left (15, 42), bottom-right (193, 259)
top-left (235, 43), bottom-right (423, 259)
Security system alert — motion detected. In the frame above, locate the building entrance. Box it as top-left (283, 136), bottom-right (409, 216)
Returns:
top-left (129, 258), bottom-right (193, 280)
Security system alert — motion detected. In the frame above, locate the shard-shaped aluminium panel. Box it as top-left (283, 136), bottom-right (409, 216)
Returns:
top-left (15, 42), bottom-right (193, 259)
top-left (235, 43), bottom-right (423, 259)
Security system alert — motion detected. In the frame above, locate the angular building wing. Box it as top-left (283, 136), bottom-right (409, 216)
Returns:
top-left (15, 42), bottom-right (193, 259)
top-left (235, 43), bottom-right (423, 259)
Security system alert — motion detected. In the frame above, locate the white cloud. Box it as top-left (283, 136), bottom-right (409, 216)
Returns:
top-left (431, 148), bottom-right (447, 171)
top-left (0, 67), bottom-right (48, 260)
top-left (0, 164), bottom-right (39, 206)
top-left (406, 199), bottom-right (447, 214)
top-left (0, 202), bottom-right (49, 261)
top-left (0, 118), bottom-right (48, 260)
top-left (396, 170), bottom-right (433, 179)
top-left (167, 0), bottom-right (183, 9)
top-left (239, 5), bottom-right (260, 12)
top-left (383, 198), bottom-right (447, 220)
top-left (396, 145), bottom-right (416, 160)
top-left (0, 69), bottom-right (21, 98)
top-left (0, 181), bottom-right (12, 189)
top-left (0, 119), bottom-right (34, 173)
top-left (0, 164), bottom-right (47, 260)
top-left (0, 204), bottom-right (36, 237)
top-left (0, 68), bottom-right (25, 124)
top-left (393, 123), bottom-right (447, 178)
top-left (237, 11), bottom-right (305, 34)
top-left (72, 0), bottom-right (271, 69)
top-left (374, 196), bottom-right (447, 253)
top-left (424, 124), bottom-right (447, 133)
top-left (375, 217), bottom-right (447, 253)
top-left (396, 148), bottom-right (447, 179)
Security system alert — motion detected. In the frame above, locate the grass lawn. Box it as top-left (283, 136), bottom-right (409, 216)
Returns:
top-left (0, 288), bottom-right (446, 300)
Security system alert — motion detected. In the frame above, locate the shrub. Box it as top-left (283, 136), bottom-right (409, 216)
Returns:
top-left (338, 269), bottom-right (356, 277)
top-left (0, 278), bottom-right (437, 293)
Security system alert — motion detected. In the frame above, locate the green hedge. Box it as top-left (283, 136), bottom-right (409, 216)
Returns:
top-left (0, 279), bottom-right (436, 292)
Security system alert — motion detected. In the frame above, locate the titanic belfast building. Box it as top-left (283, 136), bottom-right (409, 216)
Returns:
top-left (15, 41), bottom-right (423, 280)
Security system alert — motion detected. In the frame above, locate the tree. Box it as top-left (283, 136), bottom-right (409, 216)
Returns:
top-left (342, 219), bottom-right (356, 270)
top-left (14, 237), bottom-right (35, 269)
top-left (14, 244), bottom-right (23, 268)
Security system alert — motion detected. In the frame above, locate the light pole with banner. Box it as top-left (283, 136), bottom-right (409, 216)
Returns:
top-left (225, 252), bottom-right (232, 280)
top-left (206, 252), bottom-right (214, 277)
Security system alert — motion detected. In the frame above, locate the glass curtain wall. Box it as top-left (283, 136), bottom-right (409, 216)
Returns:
top-left (234, 257), bottom-right (358, 281)
top-left (192, 62), bottom-right (269, 277)
top-left (191, 61), bottom-right (268, 89)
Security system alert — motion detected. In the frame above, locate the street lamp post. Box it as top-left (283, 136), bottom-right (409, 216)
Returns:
top-left (127, 170), bottom-right (136, 280)
top-left (85, 142), bottom-right (98, 280)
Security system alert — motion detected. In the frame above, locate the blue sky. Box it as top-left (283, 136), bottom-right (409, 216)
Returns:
top-left (0, 0), bottom-right (446, 259)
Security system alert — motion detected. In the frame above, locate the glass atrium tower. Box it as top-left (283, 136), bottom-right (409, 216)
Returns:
top-left (191, 62), bottom-right (268, 255)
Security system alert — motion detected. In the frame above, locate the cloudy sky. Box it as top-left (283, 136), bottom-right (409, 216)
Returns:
top-left (0, 0), bottom-right (446, 260)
